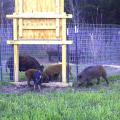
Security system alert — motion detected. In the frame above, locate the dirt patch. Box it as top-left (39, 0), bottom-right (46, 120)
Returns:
top-left (0, 85), bottom-right (30, 94)
top-left (0, 82), bottom-right (72, 94)
top-left (0, 80), bottom-right (117, 94)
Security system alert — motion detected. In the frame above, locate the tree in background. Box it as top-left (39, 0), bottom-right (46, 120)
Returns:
top-left (65, 0), bottom-right (85, 24)
top-left (65, 0), bottom-right (120, 25)
top-left (0, 0), bottom-right (120, 25)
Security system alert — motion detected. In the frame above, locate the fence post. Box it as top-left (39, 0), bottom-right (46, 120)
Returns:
top-left (57, 45), bottom-right (61, 62)
top-left (75, 25), bottom-right (78, 80)
top-left (67, 28), bottom-right (70, 82)
top-left (0, 38), bottom-right (2, 81)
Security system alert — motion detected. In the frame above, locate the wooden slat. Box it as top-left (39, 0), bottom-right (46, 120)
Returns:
top-left (23, 25), bottom-right (56, 30)
top-left (15, 0), bottom-right (19, 13)
top-left (22, 19), bottom-right (58, 39)
top-left (7, 40), bottom-right (73, 45)
top-left (61, 0), bottom-right (64, 12)
top-left (23, 0), bottom-right (57, 12)
top-left (6, 13), bottom-right (72, 19)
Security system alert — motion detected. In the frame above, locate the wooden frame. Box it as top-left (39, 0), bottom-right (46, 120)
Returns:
top-left (7, 40), bottom-right (73, 45)
top-left (6, 0), bottom-right (72, 83)
top-left (6, 13), bottom-right (72, 19)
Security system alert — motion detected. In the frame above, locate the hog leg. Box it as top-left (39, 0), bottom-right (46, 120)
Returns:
top-left (38, 85), bottom-right (41, 90)
top-left (38, 80), bottom-right (42, 90)
top-left (34, 85), bottom-right (36, 90)
top-left (27, 79), bottom-right (32, 87)
top-left (102, 75), bottom-right (109, 85)
top-left (58, 73), bottom-right (62, 82)
top-left (97, 78), bottom-right (100, 84)
top-left (10, 69), bottom-right (14, 81)
top-left (86, 79), bottom-right (93, 87)
top-left (27, 80), bottom-right (30, 86)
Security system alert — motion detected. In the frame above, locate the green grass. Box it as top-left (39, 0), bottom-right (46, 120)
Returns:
top-left (0, 75), bottom-right (120, 120)
top-left (2, 72), bottom-right (26, 82)
top-left (0, 91), bottom-right (120, 120)
top-left (0, 82), bottom-right (13, 87)
top-left (108, 75), bottom-right (120, 81)
top-left (19, 72), bottom-right (26, 81)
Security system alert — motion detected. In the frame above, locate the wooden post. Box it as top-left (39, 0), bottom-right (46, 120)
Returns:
top-left (61, 0), bottom-right (67, 83)
top-left (18, 0), bottom-right (23, 37)
top-left (13, 0), bottom-right (19, 82)
top-left (13, 16), bottom-right (19, 82)
top-left (62, 16), bottom-right (67, 83)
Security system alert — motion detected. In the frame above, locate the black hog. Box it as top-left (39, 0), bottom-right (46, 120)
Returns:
top-left (6, 55), bottom-right (44, 81)
top-left (77, 65), bottom-right (109, 87)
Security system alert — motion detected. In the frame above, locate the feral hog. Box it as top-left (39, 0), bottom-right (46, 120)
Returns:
top-left (77, 65), bottom-right (109, 87)
top-left (43, 63), bottom-right (71, 82)
top-left (6, 55), bottom-right (44, 81)
top-left (25, 69), bottom-right (43, 90)
top-left (25, 69), bottom-right (49, 89)
top-left (46, 48), bottom-right (61, 62)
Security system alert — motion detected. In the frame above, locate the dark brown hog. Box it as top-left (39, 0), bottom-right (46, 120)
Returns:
top-left (77, 65), bottom-right (109, 87)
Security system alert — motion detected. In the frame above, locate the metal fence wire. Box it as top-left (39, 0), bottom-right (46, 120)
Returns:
top-left (0, 0), bottom-right (120, 82)
top-left (0, 23), bottom-right (120, 82)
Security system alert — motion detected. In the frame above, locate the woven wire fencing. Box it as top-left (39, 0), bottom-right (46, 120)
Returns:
top-left (0, 0), bottom-right (120, 82)
top-left (67, 24), bottom-right (120, 81)
top-left (0, 23), bottom-right (120, 82)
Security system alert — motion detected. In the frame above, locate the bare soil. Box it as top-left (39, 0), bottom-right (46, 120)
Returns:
top-left (0, 81), bottom-right (112, 95)
top-left (0, 81), bottom-right (72, 94)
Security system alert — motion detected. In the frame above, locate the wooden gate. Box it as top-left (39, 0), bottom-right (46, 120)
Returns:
top-left (6, 0), bottom-right (72, 83)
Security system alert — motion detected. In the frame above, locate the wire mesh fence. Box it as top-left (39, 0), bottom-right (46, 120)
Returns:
top-left (0, 23), bottom-right (120, 82)
top-left (0, 0), bottom-right (120, 82)
top-left (67, 24), bottom-right (120, 81)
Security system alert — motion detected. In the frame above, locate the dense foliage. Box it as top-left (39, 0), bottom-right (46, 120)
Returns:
top-left (65, 0), bottom-right (120, 24)
top-left (0, 0), bottom-right (120, 25)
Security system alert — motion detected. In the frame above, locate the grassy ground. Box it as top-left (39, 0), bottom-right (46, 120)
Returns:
top-left (0, 81), bottom-right (13, 87)
top-left (0, 75), bottom-right (120, 120)
top-left (0, 90), bottom-right (120, 120)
